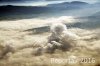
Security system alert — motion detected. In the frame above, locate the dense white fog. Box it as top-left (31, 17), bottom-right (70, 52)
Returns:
top-left (0, 15), bottom-right (100, 66)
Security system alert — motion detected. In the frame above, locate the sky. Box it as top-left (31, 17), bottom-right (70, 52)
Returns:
top-left (0, 0), bottom-right (99, 6)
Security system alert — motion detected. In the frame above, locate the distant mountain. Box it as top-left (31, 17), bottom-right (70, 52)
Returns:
top-left (68, 11), bottom-right (100, 29)
top-left (0, 5), bottom-right (49, 14)
top-left (0, 1), bottom-right (94, 21)
top-left (0, 5), bottom-right (51, 20)
top-left (0, 0), bottom-right (39, 2)
top-left (0, 1), bottom-right (89, 17)
top-left (93, 2), bottom-right (100, 7)
top-left (88, 11), bottom-right (100, 18)
top-left (93, 11), bottom-right (100, 17)
top-left (70, 1), bottom-right (88, 4)
top-left (47, 1), bottom-right (89, 8)
top-left (83, 11), bottom-right (100, 29)
top-left (4, 0), bottom-right (21, 1)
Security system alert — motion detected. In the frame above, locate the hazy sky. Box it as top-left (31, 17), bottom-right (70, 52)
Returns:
top-left (0, 0), bottom-right (99, 3)
top-left (46, 0), bottom-right (98, 3)
top-left (0, 0), bottom-right (99, 6)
